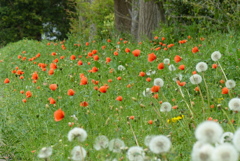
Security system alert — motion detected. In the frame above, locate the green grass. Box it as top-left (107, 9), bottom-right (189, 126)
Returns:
top-left (0, 32), bottom-right (240, 161)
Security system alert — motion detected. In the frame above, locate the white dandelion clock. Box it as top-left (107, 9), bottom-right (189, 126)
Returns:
top-left (117, 65), bottom-right (126, 71)
top-left (212, 143), bottom-right (238, 161)
top-left (149, 135), bottom-right (171, 154)
top-left (196, 62), bottom-right (208, 72)
top-left (126, 146), bottom-right (145, 161)
top-left (68, 127), bottom-right (87, 142)
top-left (233, 128), bottom-right (240, 151)
top-left (143, 88), bottom-right (152, 97)
top-left (71, 146), bottom-right (87, 161)
top-left (163, 58), bottom-right (170, 64)
top-left (191, 143), bottom-right (214, 161)
top-left (211, 51), bottom-right (222, 61)
top-left (192, 141), bottom-right (206, 152)
top-left (190, 74), bottom-right (202, 85)
top-left (144, 135), bottom-right (156, 147)
top-left (108, 138), bottom-right (125, 153)
top-left (160, 102), bottom-right (172, 112)
top-left (173, 74), bottom-right (183, 81)
top-left (146, 70), bottom-right (156, 76)
top-left (38, 147), bottom-right (53, 159)
top-left (225, 80), bottom-right (236, 89)
top-left (93, 135), bottom-right (109, 150)
top-left (168, 64), bottom-right (176, 71)
top-left (195, 121), bottom-right (223, 144)
top-left (228, 98), bottom-right (240, 111)
top-left (154, 78), bottom-right (164, 87)
top-left (219, 132), bottom-right (234, 145)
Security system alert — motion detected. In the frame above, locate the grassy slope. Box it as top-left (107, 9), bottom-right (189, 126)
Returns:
top-left (0, 33), bottom-right (239, 160)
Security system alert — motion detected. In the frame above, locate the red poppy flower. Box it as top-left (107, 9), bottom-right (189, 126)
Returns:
top-left (146, 77), bottom-right (151, 82)
top-left (50, 63), bottom-right (57, 69)
top-left (174, 55), bottom-right (182, 63)
top-left (192, 47), bottom-right (199, 53)
top-left (139, 72), bottom-right (145, 77)
top-left (70, 55), bottom-right (76, 60)
top-left (91, 67), bottom-right (98, 73)
top-left (178, 65), bottom-right (185, 70)
top-left (93, 55), bottom-right (99, 61)
top-left (219, 80), bottom-right (225, 84)
top-left (31, 72), bottom-right (39, 80)
top-left (148, 120), bottom-right (153, 124)
top-left (148, 53), bottom-right (157, 62)
top-left (99, 86), bottom-right (108, 93)
top-left (49, 84), bottom-right (58, 91)
top-left (92, 50), bottom-right (98, 54)
top-left (129, 116), bottom-right (135, 120)
top-left (25, 91), bottom-right (32, 98)
top-left (48, 69), bottom-right (54, 75)
top-left (113, 51), bottom-right (118, 56)
top-left (77, 60), bottom-right (83, 65)
top-left (80, 101), bottom-right (89, 107)
top-left (212, 64), bottom-right (218, 69)
top-left (4, 78), bottom-right (10, 83)
top-left (54, 109), bottom-right (65, 121)
top-left (49, 97), bottom-right (56, 104)
top-left (132, 49), bottom-right (141, 57)
top-left (67, 89), bottom-right (75, 96)
top-left (176, 80), bottom-right (186, 86)
top-left (222, 87), bottom-right (229, 94)
top-left (115, 96), bottom-right (123, 101)
top-left (125, 48), bottom-right (130, 53)
top-left (106, 57), bottom-right (111, 63)
top-left (151, 86), bottom-right (160, 92)
top-left (80, 76), bottom-right (88, 85)
top-left (158, 63), bottom-right (164, 70)
top-left (22, 99), bottom-right (27, 103)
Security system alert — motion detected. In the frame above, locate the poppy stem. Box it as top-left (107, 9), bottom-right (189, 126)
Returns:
top-left (217, 61), bottom-right (228, 81)
top-left (221, 109), bottom-right (235, 132)
top-left (128, 121), bottom-right (139, 146)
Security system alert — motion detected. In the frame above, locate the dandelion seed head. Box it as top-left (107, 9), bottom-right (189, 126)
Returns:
top-left (196, 62), bottom-right (208, 72)
top-left (154, 78), bottom-right (164, 87)
top-left (190, 74), bottom-right (202, 84)
top-left (219, 132), bottom-right (234, 145)
top-left (93, 135), bottom-right (109, 150)
top-left (71, 146), bottom-right (87, 161)
top-left (212, 143), bottom-right (238, 161)
top-left (163, 58), bottom-right (170, 64)
top-left (143, 88), bottom-right (152, 97)
top-left (168, 64), bottom-right (176, 71)
top-left (108, 138), bottom-right (125, 153)
top-left (160, 102), bottom-right (172, 112)
top-left (191, 143), bottom-right (214, 161)
top-left (126, 146), bottom-right (145, 161)
top-left (211, 51), bottom-right (222, 61)
top-left (38, 147), bottom-right (53, 159)
top-left (68, 127), bottom-right (87, 142)
top-left (173, 74), bottom-right (183, 81)
top-left (228, 98), bottom-right (240, 111)
top-left (225, 80), bottom-right (236, 89)
top-left (144, 135), bottom-right (156, 147)
top-left (233, 128), bottom-right (240, 151)
top-left (117, 65), bottom-right (126, 71)
top-left (195, 121), bottom-right (223, 143)
top-left (149, 135), bottom-right (171, 154)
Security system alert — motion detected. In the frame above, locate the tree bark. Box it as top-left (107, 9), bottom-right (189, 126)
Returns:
top-left (114, 0), bottom-right (132, 33)
top-left (138, 0), bottom-right (165, 41)
top-left (130, 0), bottom-right (139, 39)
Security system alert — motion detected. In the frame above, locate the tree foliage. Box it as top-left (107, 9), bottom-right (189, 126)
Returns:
top-left (0, 0), bottom-right (75, 47)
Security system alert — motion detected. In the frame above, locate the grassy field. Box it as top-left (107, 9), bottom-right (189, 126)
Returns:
top-left (0, 32), bottom-right (240, 161)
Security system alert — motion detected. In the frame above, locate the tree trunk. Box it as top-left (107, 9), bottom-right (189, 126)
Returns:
top-left (130, 0), bottom-right (139, 39)
top-left (138, 0), bottom-right (165, 41)
top-left (114, 0), bottom-right (132, 33)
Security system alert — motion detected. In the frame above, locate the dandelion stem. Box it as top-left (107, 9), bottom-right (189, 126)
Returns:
top-left (177, 85), bottom-right (194, 117)
top-left (128, 121), bottom-right (139, 146)
top-left (217, 61), bottom-right (228, 81)
top-left (202, 72), bottom-right (210, 108)
top-left (221, 109), bottom-right (235, 132)
top-left (198, 85), bottom-right (206, 112)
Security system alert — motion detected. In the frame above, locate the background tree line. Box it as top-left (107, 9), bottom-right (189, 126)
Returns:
top-left (0, 0), bottom-right (239, 47)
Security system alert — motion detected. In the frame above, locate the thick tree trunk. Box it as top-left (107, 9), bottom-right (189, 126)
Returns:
top-left (138, 0), bottom-right (165, 41)
top-left (114, 0), bottom-right (132, 33)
